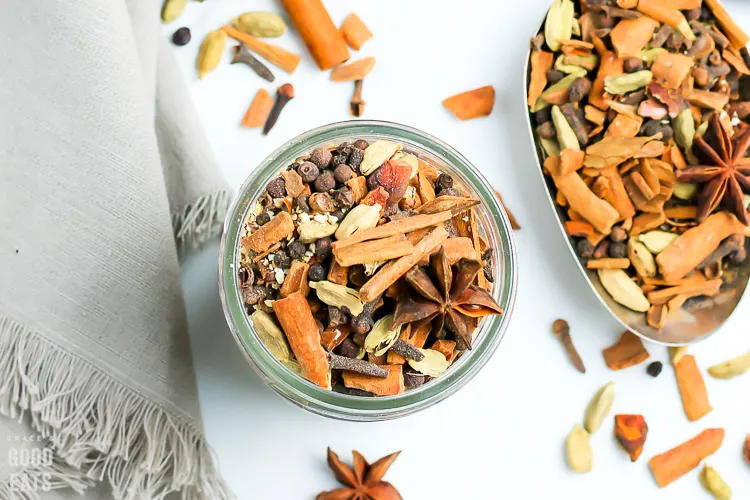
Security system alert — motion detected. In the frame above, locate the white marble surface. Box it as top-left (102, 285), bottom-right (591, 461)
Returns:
top-left (171, 1), bottom-right (750, 498)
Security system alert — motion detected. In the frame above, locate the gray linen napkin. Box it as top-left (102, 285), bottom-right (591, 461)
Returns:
top-left (0, 0), bottom-right (231, 498)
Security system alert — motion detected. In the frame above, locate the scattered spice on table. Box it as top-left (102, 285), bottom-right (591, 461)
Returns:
top-left (172, 27), bottom-right (191, 46)
top-left (646, 360), bottom-right (663, 377)
top-left (263, 83), bottom-right (295, 135)
top-left (317, 448), bottom-right (402, 500)
top-left (232, 44), bottom-right (275, 82)
top-left (614, 414), bottom-right (648, 462)
top-left (238, 138), bottom-right (503, 395)
top-left (341, 13), bottom-right (374, 51)
top-left (443, 86), bottom-right (496, 120)
top-left (649, 428), bottom-right (725, 488)
top-left (602, 331), bottom-right (650, 370)
top-left (552, 318), bottom-right (586, 373)
top-left (241, 89), bottom-right (274, 128)
top-left (674, 353), bottom-right (712, 421)
top-left (529, 0), bottom-right (750, 332)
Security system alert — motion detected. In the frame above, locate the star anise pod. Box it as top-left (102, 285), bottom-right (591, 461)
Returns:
top-left (391, 246), bottom-right (504, 350)
top-left (677, 112), bottom-right (750, 225)
top-left (317, 448), bottom-right (402, 500)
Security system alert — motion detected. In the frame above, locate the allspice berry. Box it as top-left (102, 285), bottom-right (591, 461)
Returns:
top-left (314, 172), bottom-right (336, 192)
top-left (310, 147), bottom-right (332, 169)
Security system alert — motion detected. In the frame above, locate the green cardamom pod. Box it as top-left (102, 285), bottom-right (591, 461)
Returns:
top-left (604, 71), bottom-right (653, 95)
top-left (700, 465), bottom-right (731, 500)
top-left (196, 29), bottom-right (227, 80)
top-left (232, 11), bottom-right (287, 38)
top-left (544, 0), bottom-right (575, 52)
top-left (161, 0), bottom-right (187, 24)
top-left (674, 108), bottom-right (696, 151)
top-left (532, 73), bottom-right (581, 112)
top-left (552, 105), bottom-right (580, 151)
top-left (555, 55), bottom-right (589, 77)
top-left (637, 48), bottom-right (667, 64)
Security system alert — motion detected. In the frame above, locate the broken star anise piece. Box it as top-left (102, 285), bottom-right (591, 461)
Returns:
top-left (317, 448), bottom-right (402, 500)
top-left (677, 113), bottom-right (750, 225)
top-left (391, 246), bottom-right (503, 350)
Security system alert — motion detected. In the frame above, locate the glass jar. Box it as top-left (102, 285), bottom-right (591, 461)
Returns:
top-left (219, 121), bottom-right (518, 421)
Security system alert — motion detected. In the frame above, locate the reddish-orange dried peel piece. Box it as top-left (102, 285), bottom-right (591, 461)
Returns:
top-left (614, 414), bottom-right (648, 462)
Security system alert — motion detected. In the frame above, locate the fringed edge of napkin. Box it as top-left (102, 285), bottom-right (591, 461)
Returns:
top-left (173, 190), bottom-right (232, 252)
top-left (0, 316), bottom-right (232, 500)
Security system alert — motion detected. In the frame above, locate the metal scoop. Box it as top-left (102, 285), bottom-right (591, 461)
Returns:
top-left (523, 17), bottom-right (750, 346)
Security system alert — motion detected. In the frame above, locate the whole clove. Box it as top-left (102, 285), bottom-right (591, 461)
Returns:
top-left (389, 339), bottom-right (425, 361)
top-left (698, 234), bottom-right (744, 269)
top-left (650, 24), bottom-right (672, 48)
top-left (328, 352), bottom-right (388, 377)
top-left (552, 319), bottom-right (586, 374)
top-left (263, 83), bottom-right (294, 135)
top-left (231, 44), bottom-right (275, 82)
top-left (560, 103), bottom-right (589, 147)
top-left (350, 80), bottom-right (365, 117)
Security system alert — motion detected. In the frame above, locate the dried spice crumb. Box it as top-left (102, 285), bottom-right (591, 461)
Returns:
top-left (646, 361), bottom-right (663, 377)
top-left (308, 264), bottom-right (326, 282)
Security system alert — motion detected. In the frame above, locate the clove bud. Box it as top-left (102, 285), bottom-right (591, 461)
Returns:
top-left (350, 79), bottom-right (365, 117)
top-left (231, 44), bottom-right (275, 82)
top-left (263, 83), bottom-right (294, 135)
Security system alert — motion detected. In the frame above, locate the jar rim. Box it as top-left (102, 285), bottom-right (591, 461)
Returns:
top-left (218, 120), bottom-right (518, 421)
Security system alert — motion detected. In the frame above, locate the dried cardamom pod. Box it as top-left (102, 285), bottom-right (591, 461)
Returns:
top-left (196, 29), bottom-right (227, 80)
top-left (540, 137), bottom-right (561, 158)
top-left (161, 0), bottom-right (187, 23)
top-left (360, 140), bottom-right (402, 175)
top-left (700, 465), bottom-right (731, 500)
top-left (250, 310), bottom-right (293, 363)
top-left (628, 238), bottom-right (657, 278)
top-left (544, 0), bottom-right (575, 52)
top-left (231, 11), bottom-right (287, 38)
top-left (309, 281), bottom-right (364, 316)
top-left (673, 182), bottom-right (698, 201)
top-left (583, 381), bottom-right (615, 435)
top-left (551, 105), bottom-right (580, 151)
top-left (637, 48), bottom-right (667, 64)
top-left (638, 231), bottom-right (679, 254)
top-left (363, 315), bottom-right (401, 356)
top-left (298, 220), bottom-right (339, 243)
top-left (566, 425), bottom-right (593, 473)
top-left (604, 71), bottom-right (654, 95)
top-left (598, 269), bottom-right (650, 312)
top-left (707, 350), bottom-right (750, 379)
top-left (669, 346), bottom-right (688, 365)
top-left (334, 204), bottom-right (381, 240)
top-left (407, 348), bottom-right (451, 377)
top-left (674, 108), bottom-right (696, 150)
top-left (554, 55), bottom-right (588, 77)
top-left (532, 74), bottom-right (580, 112)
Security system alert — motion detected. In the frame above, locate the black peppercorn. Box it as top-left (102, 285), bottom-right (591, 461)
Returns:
top-left (172, 27), bottom-right (191, 46)
top-left (438, 187), bottom-right (462, 197)
top-left (315, 237), bottom-right (333, 261)
top-left (331, 154), bottom-right (347, 168)
top-left (333, 165), bottom-right (354, 184)
top-left (336, 142), bottom-right (353, 161)
top-left (435, 173), bottom-right (454, 191)
top-left (348, 148), bottom-right (364, 171)
top-left (609, 242), bottom-right (627, 259)
top-left (298, 161), bottom-right (319, 183)
top-left (273, 250), bottom-right (291, 269)
top-left (331, 209), bottom-right (345, 221)
top-left (610, 226), bottom-right (627, 243)
top-left (334, 188), bottom-right (355, 208)
top-left (647, 361), bottom-right (663, 378)
top-left (255, 211), bottom-right (271, 226)
top-left (287, 241), bottom-right (306, 260)
top-left (295, 194), bottom-right (310, 212)
top-left (314, 172), bottom-right (336, 192)
top-left (328, 306), bottom-right (347, 327)
top-left (623, 57), bottom-right (644, 73)
top-left (353, 139), bottom-right (369, 150)
top-left (335, 337), bottom-right (360, 358)
top-left (568, 77), bottom-right (592, 103)
top-left (308, 264), bottom-right (326, 282)
top-left (576, 239), bottom-right (595, 259)
top-left (351, 312), bottom-right (374, 335)
top-left (310, 147), bottom-right (332, 169)
top-left (266, 177), bottom-right (287, 198)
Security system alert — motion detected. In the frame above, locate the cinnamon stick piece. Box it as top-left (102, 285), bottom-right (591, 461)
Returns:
top-left (272, 292), bottom-right (331, 389)
top-left (340, 13), bottom-right (373, 51)
top-left (332, 211), bottom-right (453, 250)
top-left (342, 364), bottom-right (404, 396)
top-left (442, 86), bottom-right (496, 120)
top-left (649, 428), bottom-right (725, 487)
top-left (333, 234), bottom-right (415, 267)
top-left (330, 57), bottom-right (376, 82)
top-left (241, 212), bottom-right (294, 254)
top-left (553, 172), bottom-right (619, 234)
top-left (241, 89), bottom-right (274, 128)
top-left (221, 25), bottom-right (301, 74)
top-left (674, 355), bottom-right (712, 421)
top-left (656, 212), bottom-right (742, 282)
top-left (279, 0), bottom-right (350, 70)
top-left (603, 331), bottom-right (650, 370)
top-left (359, 225), bottom-right (449, 303)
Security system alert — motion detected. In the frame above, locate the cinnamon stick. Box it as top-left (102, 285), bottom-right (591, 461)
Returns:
top-left (221, 25), bottom-right (301, 74)
top-left (241, 211), bottom-right (294, 254)
top-left (359, 225), bottom-right (449, 303)
top-left (272, 292), bottom-right (331, 389)
top-left (280, 261), bottom-right (310, 298)
top-left (330, 57), bottom-right (376, 82)
top-left (241, 89), bottom-right (274, 128)
top-left (674, 355), bottom-right (712, 422)
top-left (553, 172), bottom-right (619, 234)
top-left (279, 0), bottom-right (350, 70)
top-left (646, 279), bottom-right (722, 305)
top-left (649, 429), bottom-right (725, 487)
top-left (333, 234), bottom-right (415, 267)
top-left (656, 212), bottom-right (742, 282)
top-left (342, 364), bottom-right (404, 396)
top-left (332, 211), bottom-right (453, 250)
top-left (340, 13), bottom-right (373, 51)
